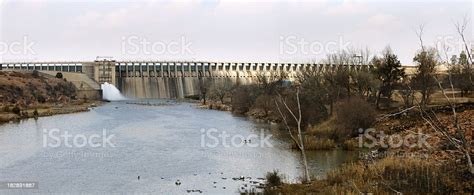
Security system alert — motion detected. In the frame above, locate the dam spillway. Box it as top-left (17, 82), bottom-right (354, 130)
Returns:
top-left (117, 77), bottom-right (253, 99)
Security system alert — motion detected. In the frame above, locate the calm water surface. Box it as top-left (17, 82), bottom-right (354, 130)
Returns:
top-left (0, 100), bottom-right (355, 194)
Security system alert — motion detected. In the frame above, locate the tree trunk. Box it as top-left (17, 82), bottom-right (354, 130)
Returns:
top-left (296, 90), bottom-right (311, 183)
top-left (466, 151), bottom-right (474, 174)
top-left (298, 132), bottom-right (311, 183)
top-left (376, 91), bottom-right (382, 109)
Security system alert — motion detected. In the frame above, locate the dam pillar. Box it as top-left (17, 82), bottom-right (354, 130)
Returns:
top-left (93, 60), bottom-right (116, 86)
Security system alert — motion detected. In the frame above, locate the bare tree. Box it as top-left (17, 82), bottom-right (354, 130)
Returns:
top-left (274, 86), bottom-right (311, 183)
top-left (405, 23), bottom-right (474, 175)
top-left (353, 70), bottom-right (379, 99)
top-left (397, 77), bottom-right (415, 108)
top-left (210, 79), bottom-right (234, 104)
top-left (453, 16), bottom-right (473, 89)
top-left (413, 25), bottom-right (437, 105)
top-left (415, 24), bottom-right (426, 52)
top-left (454, 16), bottom-right (473, 66)
top-left (199, 77), bottom-right (212, 105)
top-left (434, 40), bottom-right (474, 174)
top-left (256, 71), bottom-right (286, 95)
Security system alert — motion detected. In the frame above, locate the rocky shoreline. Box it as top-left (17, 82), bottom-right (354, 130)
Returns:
top-left (0, 71), bottom-right (105, 124)
top-left (198, 101), bottom-right (280, 124)
top-left (0, 100), bottom-right (104, 124)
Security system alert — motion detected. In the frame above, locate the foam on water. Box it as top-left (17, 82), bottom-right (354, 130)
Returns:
top-left (101, 82), bottom-right (127, 101)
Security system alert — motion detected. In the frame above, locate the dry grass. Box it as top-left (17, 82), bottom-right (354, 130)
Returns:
top-left (307, 116), bottom-right (335, 137)
top-left (326, 157), bottom-right (454, 193)
top-left (341, 139), bottom-right (359, 151)
top-left (269, 156), bottom-right (472, 194)
top-left (291, 136), bottom-right (336, 150)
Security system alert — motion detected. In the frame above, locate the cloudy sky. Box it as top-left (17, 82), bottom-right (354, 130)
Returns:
top-left (0, 0), bottom-right (472, 64)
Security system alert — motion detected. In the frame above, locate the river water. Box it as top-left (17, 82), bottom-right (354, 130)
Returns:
top-left (0, 100), bottom-right (355, 194)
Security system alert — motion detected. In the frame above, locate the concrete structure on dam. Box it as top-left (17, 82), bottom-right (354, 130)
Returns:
top-left (0, 59), bottom-right (372, 99)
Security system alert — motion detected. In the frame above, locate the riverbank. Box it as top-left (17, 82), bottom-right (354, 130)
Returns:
top-left (200, 100), bottom-right (351, 151)
top-left (0, 100), bottom-right (104, 124)
top-left (196, 101), bottom-right (232, 112)
top-left (0, 71), bottom-right (104, 124)
top-left (266, 104), bottom-right (474, 194)
top-left (199, 97), bottom-right (474, 193)
top-left (199, 100), bottom-right (278, 121)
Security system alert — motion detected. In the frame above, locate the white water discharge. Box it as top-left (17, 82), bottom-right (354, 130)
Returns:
top-left (101, 82), bottom-right (127, 101)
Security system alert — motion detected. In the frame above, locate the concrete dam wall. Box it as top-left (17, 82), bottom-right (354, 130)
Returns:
top-left (116, 77), bottom-right (254, 99)
top-left (0, 60), bottom-right (374, 99)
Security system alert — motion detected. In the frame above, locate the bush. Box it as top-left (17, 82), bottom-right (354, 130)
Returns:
top-left (231, 85), bottom-right (260, 114)
top-left (32, 70), bottom-right (40, 78)
top-left (265, 170), bottom-right (283, 187)
top-left (273, 87), bottom-right (328, 127)
top-left (12, 105), bottom-right (21, 115)
top-left (334, 97), bottom-right (377, 140)
top-left (55, 72), bottom-right (63, 79)
top-left (253, 94), bottom-right (274, 116)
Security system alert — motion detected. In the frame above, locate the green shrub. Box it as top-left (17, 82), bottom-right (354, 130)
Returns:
top-left (266, 170), bottom-right (283, 187)
top-left (55, 72), bottom-right (63, 79)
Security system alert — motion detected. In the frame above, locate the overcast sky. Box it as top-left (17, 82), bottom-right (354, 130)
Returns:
top-left (0, 0), bottom-right (472, 64)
